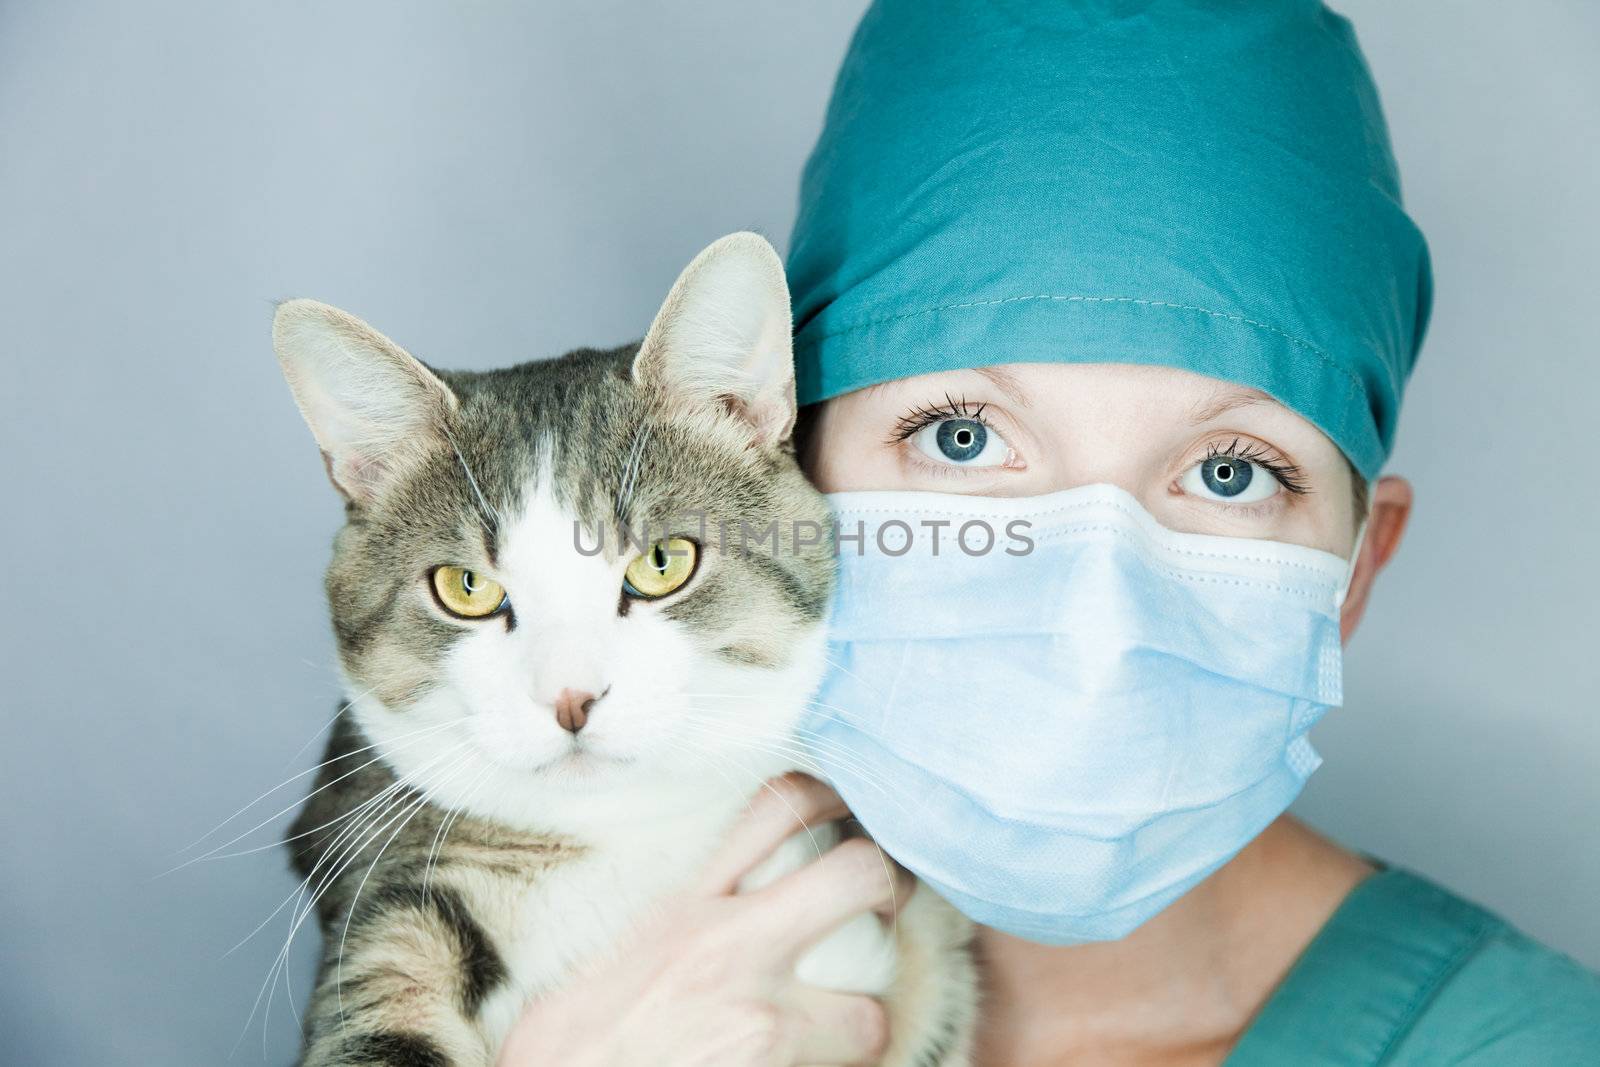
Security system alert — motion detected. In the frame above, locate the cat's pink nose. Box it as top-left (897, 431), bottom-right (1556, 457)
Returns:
top-left (553, 688), bottom-right (599, 734)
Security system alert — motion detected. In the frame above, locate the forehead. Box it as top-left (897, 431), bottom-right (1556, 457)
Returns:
top-left (871, 361), bottom-right (1265, 410)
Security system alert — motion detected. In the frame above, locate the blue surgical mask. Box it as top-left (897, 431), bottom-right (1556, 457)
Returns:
top-left (801, 484), bottom-right (1352, 944)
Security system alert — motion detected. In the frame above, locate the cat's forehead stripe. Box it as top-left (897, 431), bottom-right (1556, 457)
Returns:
top-left (495, 457), bottom-right (622, 622)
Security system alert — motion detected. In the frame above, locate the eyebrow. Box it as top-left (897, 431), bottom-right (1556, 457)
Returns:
top-left (974, 365), bottom-right (1031, 407)
top-left (1188, 385), bottom-right (1273, 425)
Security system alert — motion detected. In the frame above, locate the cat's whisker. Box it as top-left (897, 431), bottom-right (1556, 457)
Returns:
top-left (232, 780), bottom-right (448, 1062)
top-left (231, 741), bottom-right (473, 1056)
top-left (282, 766), bottom-right (436, 911)
top-left (422, 763), bottom-right (493, 906)
top-left (283, 743), bottom-right (470, 934)
top-left (207, 734), bottom-right (453, 871)
top-left (671, 689), bottom-right (891, 754)
top-left (658, 737), bottom-right (907, 935)
top-left (783, 734), bottom-right (917, 821)
top-left (420, 794), bottom-right (466, 908)
top-left (334, 751), bottom-right (476, 1031)
top-left (776, 717), bottom-right (891, 770)
top-left (255, 749), bottom-right (466, 1051)
top-left (444, 425), bottom-right (501, 537)
top-left (672, 708), bottom-right (869, 776)
top-left (656, 736), bottom-right (758, 812)
top-left (676, 689), bottom-right (886, 735)
top-left (660, 738), bottom-right (838, 865)
top-left (279, 689), bottom-right (358, 773)
top-left (169, 718), bottom-right (470, 875)
top-left (179, 715), bottom-right (466, 858)
top-left (672, 709), bottom-right (904, 802)
top-left (672, 710), bottom-right (916, 823)
top-left (223, 744), bottom-right (465, 963)
top-left (262, 790), bottom-right (411, 1051)
top-left (673, 716), bottom-right (843, 786)
top-left (661, 729), bottom-right (837, 864)
top-left (784, 720), bottom-right (898, 776)
top-left (699, 733), bottom-right (909, 823)
top-left (614, 421), bottom-right (654, 524)
top-left (232, 778), bottom-right (417, 1061)
top-left (226, 789), bottom-right (400, 967)
top-left (787, 708), bottom-right (919, 792)
top-left (289, 741), bottom-right (471, 920)
top-left (783, 720), bottom-right (912, 791)
top-left (864, 831), bottom-right (905, 946)
top-left (795, 696), bottom-right (883, 726)
top-left (820, 653), bottom-right (891, 700)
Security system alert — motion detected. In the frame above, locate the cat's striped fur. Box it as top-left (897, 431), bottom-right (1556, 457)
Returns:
top-left (273, 234), bottom-right (977, 1066)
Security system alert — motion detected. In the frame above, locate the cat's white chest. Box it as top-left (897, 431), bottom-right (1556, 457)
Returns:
top-left (475, 810), bottom-right (902, 1052)
top-left (475, 820), bottom-right (722, 1047)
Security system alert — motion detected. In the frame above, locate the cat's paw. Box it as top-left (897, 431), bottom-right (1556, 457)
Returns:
top-left (795, 910), bottom-right (900, 995)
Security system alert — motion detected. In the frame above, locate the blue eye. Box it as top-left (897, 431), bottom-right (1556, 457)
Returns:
top-left (1202, 456), bottom-right (1251, 496)
top-left (912, 417), bottom-right (1007, 467)
top-left (936, 418), bottom-right (986, 461)
top-left (1180, 454), bottom-right (1279, 504)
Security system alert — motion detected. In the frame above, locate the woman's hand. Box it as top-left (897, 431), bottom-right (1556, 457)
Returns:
top-left (494, 773), bottom-right (910, 1067)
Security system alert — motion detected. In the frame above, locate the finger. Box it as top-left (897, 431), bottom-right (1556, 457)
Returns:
top-left (745, 837), bottom-right (908, 954)
top-left (695, 773), bottom-right (849, 896)
top-left (838, 824), bottom-right (917, 921)
top-left (872, 856), bottom-right (917, 921)
top-left (784, 988), bottom-right (890, 1066)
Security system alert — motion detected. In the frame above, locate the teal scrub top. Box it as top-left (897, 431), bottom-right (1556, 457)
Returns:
top-left (1225, 868), bottom-right (1600, 1064)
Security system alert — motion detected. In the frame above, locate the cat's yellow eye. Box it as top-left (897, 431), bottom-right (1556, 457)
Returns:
top-left (623, 538), bottom-right (698, 600)
top-left (431, 566), bottom-right (508, 619)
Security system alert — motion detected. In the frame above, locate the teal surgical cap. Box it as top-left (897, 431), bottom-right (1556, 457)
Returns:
top-left (787, 0), bottom-right (1433, 480)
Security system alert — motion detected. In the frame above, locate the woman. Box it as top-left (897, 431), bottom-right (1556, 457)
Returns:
top-left (500, 1), bottom-right (1600, 1062)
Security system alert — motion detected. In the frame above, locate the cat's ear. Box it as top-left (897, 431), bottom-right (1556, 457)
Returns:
top-left (272, 299), bottom-right (458, 504)
top-left (632, 232), bottom-right (796, 447)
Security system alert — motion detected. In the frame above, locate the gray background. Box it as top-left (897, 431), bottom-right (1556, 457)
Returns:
top-left (1, 2), bottom-right (1595, 1063)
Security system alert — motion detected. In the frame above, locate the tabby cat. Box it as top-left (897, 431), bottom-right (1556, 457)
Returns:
top-left (273, 233), bottom-right (977, 1065)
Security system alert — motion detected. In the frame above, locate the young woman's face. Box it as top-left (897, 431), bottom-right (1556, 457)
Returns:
top-left (805, 362), bottom-right (1362, 558)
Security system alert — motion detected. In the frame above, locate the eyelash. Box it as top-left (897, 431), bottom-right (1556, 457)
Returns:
top-left (888, 394), bottom-right (991, 444)
top-left (1202, 436), bottom-right (1309, 495)
top-left (887, 401), bottom-right (1307, 500)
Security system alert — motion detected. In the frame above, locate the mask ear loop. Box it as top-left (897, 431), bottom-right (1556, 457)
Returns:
top-left (1333, 488), bottom-right (1373, 610)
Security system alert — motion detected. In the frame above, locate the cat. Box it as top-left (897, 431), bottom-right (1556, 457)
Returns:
top-left (272, 232), bottom-right (978, 1066)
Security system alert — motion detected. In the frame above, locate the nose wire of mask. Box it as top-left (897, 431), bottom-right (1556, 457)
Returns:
top-left (802, 483), bottom-right (1352, 945)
